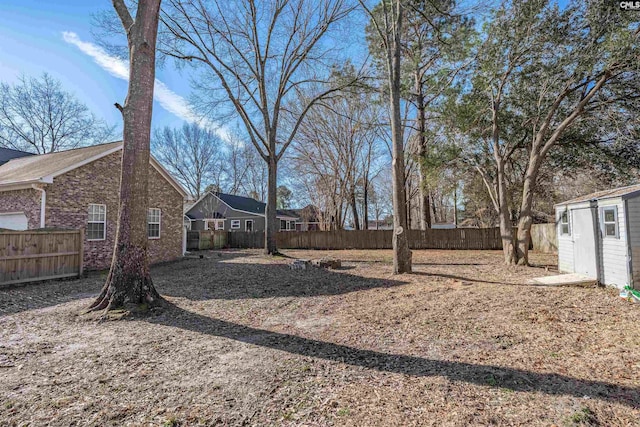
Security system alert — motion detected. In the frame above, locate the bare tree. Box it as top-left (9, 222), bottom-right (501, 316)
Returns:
top-left (152, 122), bottom-right (222, 199)
top-left (218, 132), bottom-right (267, 200)
top-left (159, 0), bottom-right (357, 254)
top-left (221, 134), bottom-right (251, 196)
top-left (0, 73), bottom-right (115, 153)
top-left (290, 86), bottom-right (384, 230)
top-left (360, 0), bottom-right (412, 273)
top-left (89, 0), bottom-right (163, 312)
top-left (369, 171), bottom-right (393, 229)
top-left (240, 148), bottom-right (268, 201)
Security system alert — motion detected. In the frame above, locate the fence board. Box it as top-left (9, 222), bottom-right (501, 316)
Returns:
top-left (210, 228), bottom-right (504, 251)
top-left (186, 230), bottom-right (228, 250)
top-left (0, 230), bottom-right (82, 285)
top-left (530, 223), bottom-right (557, 253)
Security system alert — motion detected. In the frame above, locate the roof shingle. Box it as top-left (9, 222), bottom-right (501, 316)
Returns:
top-left (214, 192), bottom-right (299, 218)
top-left (557, 183), bottom-right (640, 205)
top-left (0, 142), bottom-right (122, 185)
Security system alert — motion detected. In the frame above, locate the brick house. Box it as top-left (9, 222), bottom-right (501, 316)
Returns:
top-left (0, 142), bottom-right (187, 270)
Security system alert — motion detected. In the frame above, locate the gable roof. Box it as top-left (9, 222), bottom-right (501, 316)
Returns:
top-left (214, 193), bottom-right (299, 218)
top-left (215, 192), bottom-right (266, 215)
top-left (557, 183), bottom-right (640, 206)
top-left (0, 141), bottom-right (187, 197)
top-left (277, 209), bottom-right (301, 220)
top-left (0, 147), bottom-right (34, 166)
top-left (186, 191), bottom-right (300, 219)
top-left (290, 204), bottom-right (322, 222)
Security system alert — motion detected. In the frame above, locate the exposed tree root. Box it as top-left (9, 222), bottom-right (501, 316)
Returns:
top-left (87, 245), bottom-right (163, 315)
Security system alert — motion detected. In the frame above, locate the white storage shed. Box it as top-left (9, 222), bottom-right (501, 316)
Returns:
top-left (555, 184), bottom-right (640, 290)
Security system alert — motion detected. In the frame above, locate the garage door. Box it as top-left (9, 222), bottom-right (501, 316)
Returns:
top-left (0, 212), bottom-right (29, 230)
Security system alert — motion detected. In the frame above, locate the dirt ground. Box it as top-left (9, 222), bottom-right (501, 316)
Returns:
top-left (1, 249), bottom-right (639, 426)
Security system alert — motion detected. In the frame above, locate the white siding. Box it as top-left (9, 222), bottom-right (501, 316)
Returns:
top-left (625, 195), bottom-right (640, 289)
top-left (556, 206), bottom-right (574, 273)
top-left (597, 198), bottom-right (629, 288)
top-left (557, 237), bottom-right (574, 273)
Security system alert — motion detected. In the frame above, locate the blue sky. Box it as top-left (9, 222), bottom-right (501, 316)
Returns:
top-left (0, 0), bottom-right (197, 134)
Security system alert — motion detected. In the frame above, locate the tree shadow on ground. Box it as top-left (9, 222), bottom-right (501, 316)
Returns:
top-left (316, 259), bottom-right (488, 267)
top-left (529, 262), bottom-right (558, 271)
top-left (0, 251), bottom-right (404, 315)
top-left (157, 254), bottom-right (408, 301)
top-left (147, 302), bottom-right (640, 409)
top-left (0, 274), bottom-right (104, 317)
top-left (411, 270), bottom-right (551, 287)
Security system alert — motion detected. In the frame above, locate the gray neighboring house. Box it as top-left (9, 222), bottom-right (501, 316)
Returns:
top-left (185, 191), bottom-right (299, 232)
top-left (0, 147), bottom-right (34, 166)
top-left (555, 184), bottom-right (640, 290)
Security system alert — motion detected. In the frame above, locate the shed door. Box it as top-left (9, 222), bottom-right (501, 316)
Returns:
top-left (572, 208), bottom-right (598, 278)
top-left (0, 212), bottom-right (29, 230)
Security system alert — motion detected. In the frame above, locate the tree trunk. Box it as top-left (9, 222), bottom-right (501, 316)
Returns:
top-left (265, 155), bottom-right (278, 254)
top-left (389, 1), bottom-right (411, 274)
top-left (431, 194), bottom-right (438, 223)
top-left (415, 71), bottom-right (431, 230)
top-left (351, 190), bottom-right (360, 230)
top-left (420, 189), bottom-right (431, 228)
top-left (406, 178), bottom-right (412, 230)
top-left (515, 152), bottom-right (542, 266)
top-left (453, 187), bottom-right (458, 227)
top-left (496, 161), bottom-right (515, 265)
top-left (89, 0), bottom-right (162, 312)
top-left (363, 179), bottom-right (369, 230)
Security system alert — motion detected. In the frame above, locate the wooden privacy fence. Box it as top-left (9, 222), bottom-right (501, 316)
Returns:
top-left (0, 229), bottom-right (83, 286)
top-left (224, 228), bottom-right (503, 250)
top-left (227, 231), bottom-right (266, 249)
top-left (530, 223), bottom-right (557, 253)
top-left (187, 230), bottom-right (228, 250)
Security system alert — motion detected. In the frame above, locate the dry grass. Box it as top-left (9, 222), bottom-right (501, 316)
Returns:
top-left (1, 249), bottom-right (639, 426)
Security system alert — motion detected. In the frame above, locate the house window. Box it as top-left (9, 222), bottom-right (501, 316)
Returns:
top-left (87, 204), bottom-right (106, 241)
top-left (148, 208), bottom-right (161, 239)
top-left (205, 219), bottom-right (224, 230)
top-left (231, 220), bottom-right (240, 229)
top-left (290, 221), bottom-right (295, 230)
top-left (280, 220), bottom-right (286, 230)
top-left (246, 220), bottom-right (253, 232)
top-left (602, 206), bottom-right (618, 238)
top-left (559, 210), bottom-right (570, 236)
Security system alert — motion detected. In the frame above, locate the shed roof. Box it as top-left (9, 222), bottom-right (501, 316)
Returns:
top-left (556, 183), bottom-right (640, 206)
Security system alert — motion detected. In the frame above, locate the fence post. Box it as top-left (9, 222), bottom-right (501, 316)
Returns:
top-left (78, 228), bottom-right (85, 277)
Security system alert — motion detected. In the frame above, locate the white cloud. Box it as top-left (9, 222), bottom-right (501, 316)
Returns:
top-left (62, 31), bottom-right (128, 80)
top-left (62, 31), bottom-right (225, 138)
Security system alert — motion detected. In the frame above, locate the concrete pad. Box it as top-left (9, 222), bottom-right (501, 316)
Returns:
top-left (528, 273), bottom-right (596, 287)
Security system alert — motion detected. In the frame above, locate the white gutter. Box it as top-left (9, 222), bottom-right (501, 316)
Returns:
top-left (31, 184), bottom-right (46, 228)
